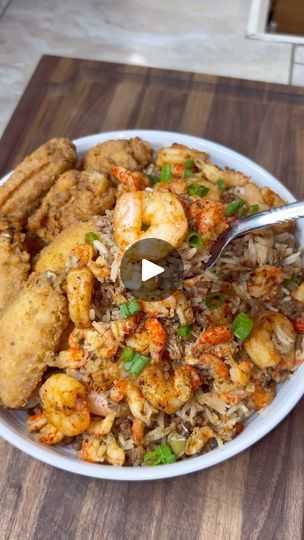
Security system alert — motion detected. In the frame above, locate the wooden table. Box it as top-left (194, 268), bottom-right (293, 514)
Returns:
top-left (1, 55), bottom-right (304, 540)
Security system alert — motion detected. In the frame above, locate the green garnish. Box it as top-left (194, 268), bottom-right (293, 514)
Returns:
top-left (205, 291), bottom-right (225, 310)
top-left (147, 174), bottom-right (160, 185)
top-left (232, 312), bottom-right (254, 341)
top-left (119, 300), bottom-right (141, 319)
top-left (127, 299), bottom-right (141, 315)
top-left (144, 444), bottom-right (176, 466)
top-left (128, 353), bottom-right (150, 376)
top-left (120, 347), bottom-right (134, 362)
top-left (216, 178), bottom-right (226, 192)
top-left (121, 348), bottom-right (150, 376)
top-left (225, 199), bottom-right (245, 217)
top-left (160, 164), bottom-right (172, 182)
top-left (185, 159), bottom-right (194, 168)
top-left (183, 169), bottom-right (193, 179)
top-left (178, 324), bottom-right (193, 339)
top-left (187, 184), bottom-right (209, 198)
top-left (167, 431), bottom-right (186, 458)
top-left (84, 231), bottom-right (99, 244)
top-left (249, 204), bottom-right (260, 214)
top-left (186, 230), bottom-right (204, 249)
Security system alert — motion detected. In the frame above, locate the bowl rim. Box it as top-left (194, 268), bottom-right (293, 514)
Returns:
top-left (0, 129), bottom-right (303, 481)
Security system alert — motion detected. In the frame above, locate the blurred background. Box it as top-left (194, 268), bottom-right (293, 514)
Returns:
top-left (1, 0), bottom-right (304, 135)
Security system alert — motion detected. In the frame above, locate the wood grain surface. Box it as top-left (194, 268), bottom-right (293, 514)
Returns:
top-left (0, 55), bottom-right (304, 540)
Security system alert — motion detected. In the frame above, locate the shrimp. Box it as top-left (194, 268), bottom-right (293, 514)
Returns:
top-left (189, 198), bottom-right (228, 243)
top-left (39, 373), bottom-right (90, 436)
top-left (111, 380), bottom-right (155, 424)
top-left (238, 182), bottom-right (267, 209)
top-left (248, 266), bottom-right (284, 300)
top-left (126, 318), bottom-right (166, 363)
top-left (105, 433), bottom-right (126, 466)
top-left (87, 389), bottom-right (114, 416)
top-left (67, 267), bottom-right (94, 328)
top-left (82, 433), bottom-right (125, 466)
top-left (142, 291), bottom-right (194, 325)
top-left (131, 417), bottom-right (145, 446)
top-left (138, 364), bottom-right (200, 414)
top-left (249, 383), bottom-right (275, 410)
top-left (69, 324), bottom-right (120, 360)
top-left (185, 426), bottom-right (215, 456)
top-left (244, 311), bottom-right (296, 369)
top-left (48, 347), bottom-right (87, 369)
top-left (88, 412), bottom-right (116, 436)
top-left (27, 413), bottom-right (65, 445)
top-left (195, 160), bottom-right (249, 188)
top-left (112, 166), bottom-right (149, 191)
top-left (69, 243), bottom-right (94, 269)
top-left (197, 326), bottom-right (233, 347)
top-left (82, 437), bottom-right (107, 463)
top-left (155, 143), bottom-right (207, 167)
top-left (113, 191), bottom-right (188, 253)
top-left (229, 360), bottom-right (252, 386)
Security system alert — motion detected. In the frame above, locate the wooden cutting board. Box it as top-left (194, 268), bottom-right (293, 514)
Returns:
top-left (0, 55), bottom-right (304, 540)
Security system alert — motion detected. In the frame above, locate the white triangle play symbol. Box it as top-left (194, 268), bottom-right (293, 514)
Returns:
top-left (142, 259), bottom-right (164, 282)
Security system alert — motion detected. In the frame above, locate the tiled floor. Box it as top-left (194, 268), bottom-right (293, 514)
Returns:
top-left (0, 0), bottom-right (303, 135)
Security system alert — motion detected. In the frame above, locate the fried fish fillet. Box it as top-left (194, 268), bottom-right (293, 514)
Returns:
top-left (0, 138), bottom-right (76, 223)
top-left (0, 232), bottom-right (30, 316)
top-left (34, 220), bottom-right (98, 273)
top-left (0, 273), bottom-right (69, 408)
top-left (83, 137), bottom-right (152, 180)
top-left (28, 169), bottom-right (116, 243)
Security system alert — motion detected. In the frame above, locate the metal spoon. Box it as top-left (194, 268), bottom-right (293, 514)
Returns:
top-left (203, 200), bottom-right (304, 271)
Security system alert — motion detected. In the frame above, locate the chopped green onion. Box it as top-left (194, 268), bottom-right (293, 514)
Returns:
top-left (119, 303), bottom-right (130, 319)
top-left (147, 174), bottom-right (160, 185)
top-left (160, 164), bottom-right (172, 182)
top-left (127, 353), bottom-right (150, 376)
top-left (186, 230), bottom-right (204, 249)
top-left (225, 199), bottom-right (245, 217)
top-left (183, 169), bottom-right (193, 179)
top-left (167, 431), bottom-right (186, 458)
top-left (120, 347), bottom-right (134, 362)
top-left (217, 178), bottom-right (226, 192)
top-left (119, 300), bottom-right (142, 319)
top-left (122, 348), bottom-right (150, 376)
top-left (249, 204), bottom-right (260, 214)
top-left (178, 324), bottom-right (193, 339)
top-left (205, 291), bottom-right (225, 310)
top-left (241, 204), bottom-right (260, 218)
top-left (185, 159), bottom-right (194, 168)
top-left (127, 299), bottom-right (141, 315)
top-left (143, 450), bottom-right (162, 466)
top-left (84, 231), bottom-right (99, 244)
top-left (188, 184), bottom-right (209, 198)
top-left (144, 443), bottom-right (176, 466)
top-left (232, 312), bottom-right (254, 341)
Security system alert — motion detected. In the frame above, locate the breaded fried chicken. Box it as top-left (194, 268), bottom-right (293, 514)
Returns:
top-left (28, 169), bottom-right (116, 243)
top-left (0, 138), bottom-right (76, 223)
top-left (0, 272), bottom-right (69, 408)
top-left (83, 137), bottom-right (152, 180)
top-left (0, 230), bottom-right (30, 316)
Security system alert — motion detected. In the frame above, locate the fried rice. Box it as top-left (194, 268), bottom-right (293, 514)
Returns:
top-left (4, 138), bottom-right (303, 467)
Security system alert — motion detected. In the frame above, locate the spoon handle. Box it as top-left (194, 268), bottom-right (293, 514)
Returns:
top-left (232, 200), bottom-right (304, 237)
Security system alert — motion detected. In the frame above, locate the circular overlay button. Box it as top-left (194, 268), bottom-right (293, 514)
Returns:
top-left (120, 238), bottom-right (184, 302)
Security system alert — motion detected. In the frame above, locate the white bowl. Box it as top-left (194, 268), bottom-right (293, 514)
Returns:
top-left (1, 130), bottom-right (303, 481)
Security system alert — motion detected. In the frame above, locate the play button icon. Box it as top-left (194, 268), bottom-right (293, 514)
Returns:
top-left (120, 238), bottom-right (184, 301)
top-left (142, 259), bottom-right (164, 282)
